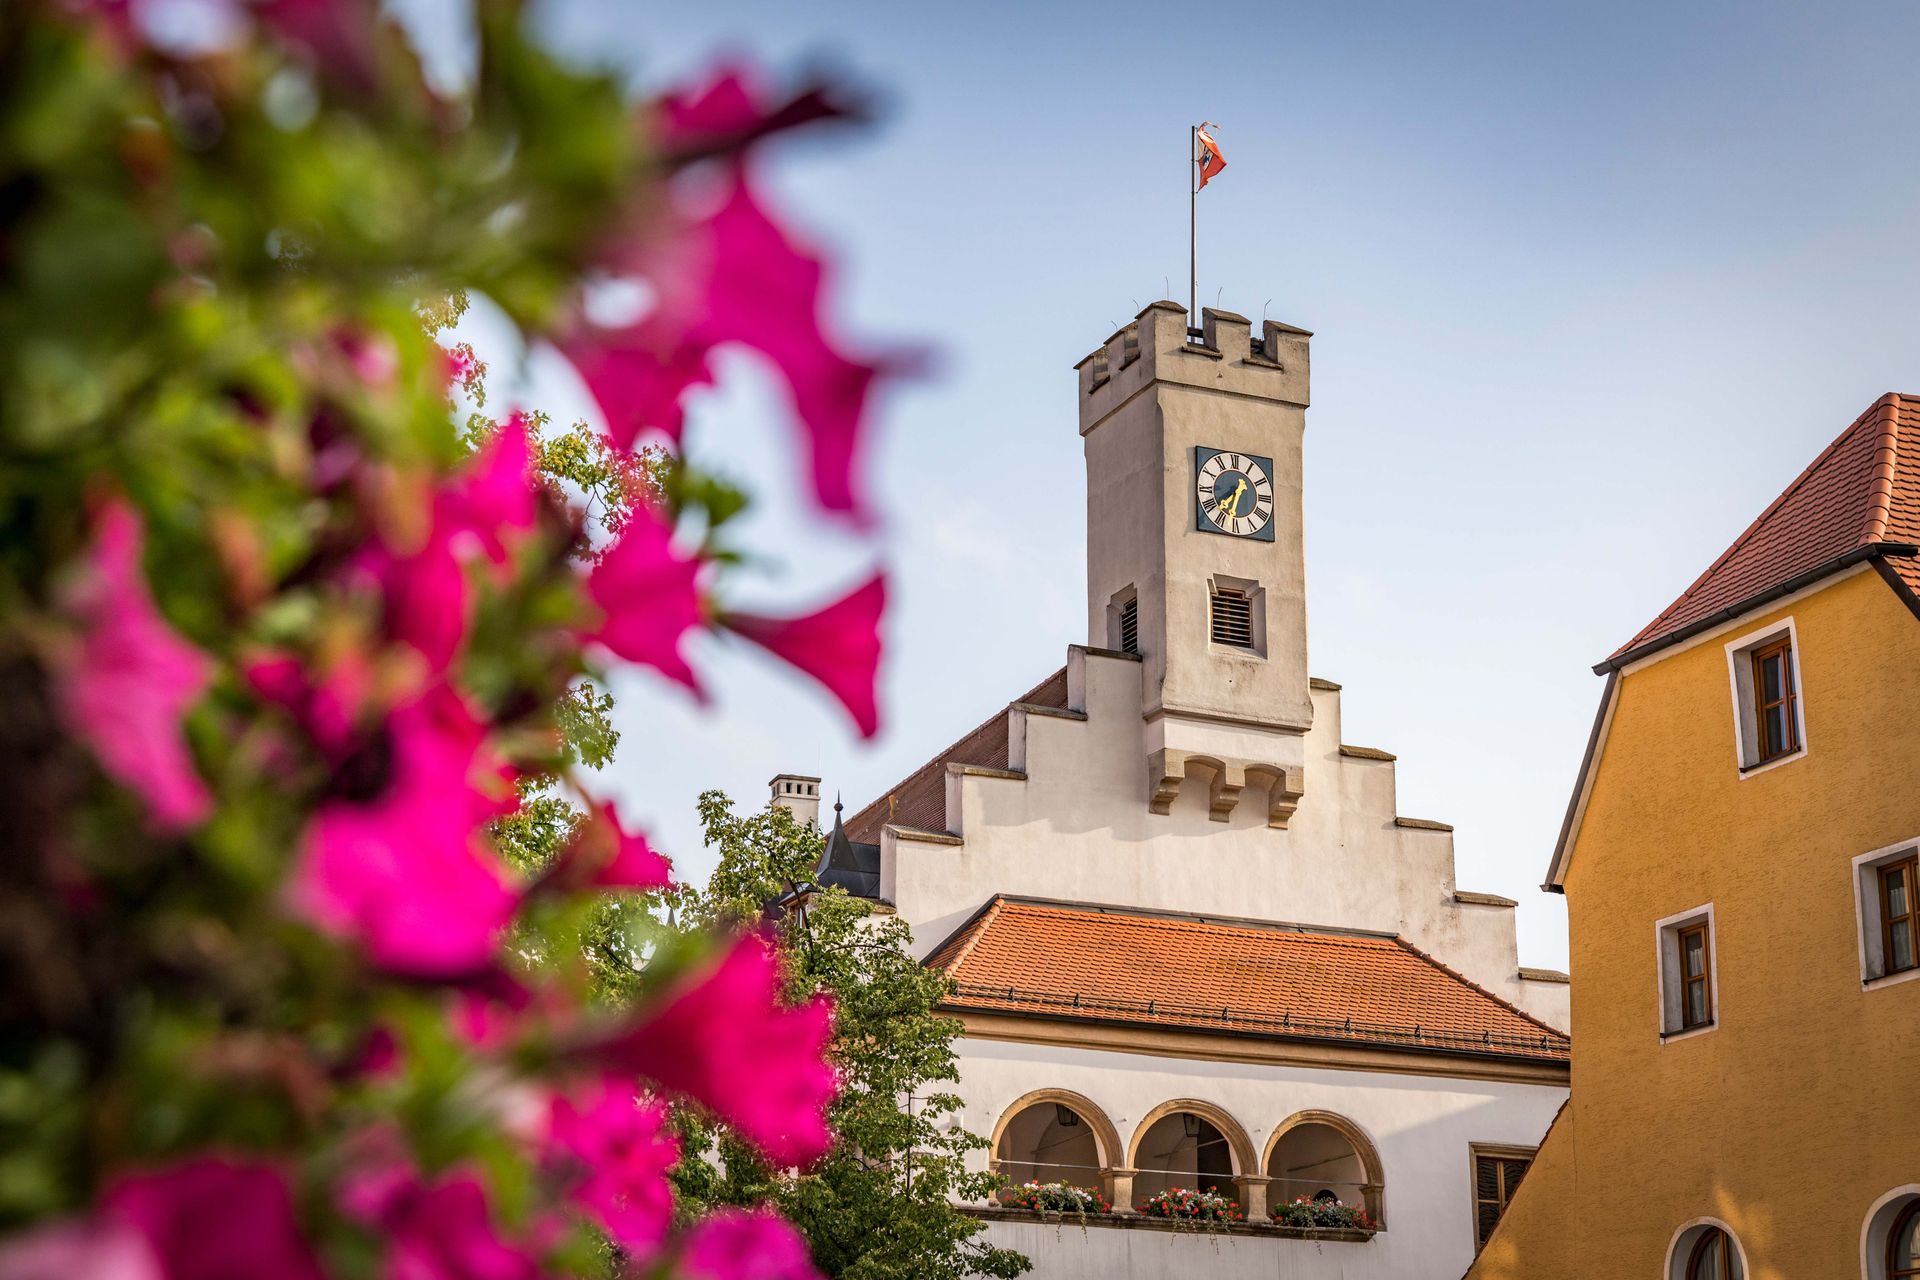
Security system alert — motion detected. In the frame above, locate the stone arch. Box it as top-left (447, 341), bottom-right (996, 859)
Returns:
top-left (1665, 1218), bottom-right (1751, 1280)
top-left (989, 1088), bottom-right (1123, 1194)
top-left (1126, 1098), bottom-right (1258, 1214)
top-left (1262, 1109), bottom-right (1387, 1225)
top-left (1862, 1186), bottom-right (1920, 1280)
top-left (1127, 1097), bottom-right (1258, 1174)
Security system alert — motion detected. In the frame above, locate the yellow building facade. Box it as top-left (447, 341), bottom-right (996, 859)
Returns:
top-left (1467, 394), bottom-right (1920, 1280)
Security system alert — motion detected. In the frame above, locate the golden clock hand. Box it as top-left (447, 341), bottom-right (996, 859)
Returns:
top-left (1223, 478), bottom-right (1248, 518)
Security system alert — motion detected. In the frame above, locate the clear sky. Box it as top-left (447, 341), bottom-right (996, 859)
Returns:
top-left (434, 0), bottom-right (1920, 971)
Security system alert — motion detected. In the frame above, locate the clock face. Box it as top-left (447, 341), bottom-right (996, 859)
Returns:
top-left (1194, 447), bottom-right (1276, 540)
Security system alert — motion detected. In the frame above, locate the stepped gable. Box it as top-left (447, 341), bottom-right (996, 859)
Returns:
top-left (1611, 392), bottom-right (1920, 665)
top-left (928, 896), bottom-right (1570, 1064)
top-left (844, 667), bottom-right (1068, 842)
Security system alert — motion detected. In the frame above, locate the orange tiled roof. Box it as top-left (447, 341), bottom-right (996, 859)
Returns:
top-left (844, 668), bottom-right (1068, 842)
top-left (1610, 392), bottom-right (1920, 663)
top-left (929, 897), bottom-right (1569, 1064)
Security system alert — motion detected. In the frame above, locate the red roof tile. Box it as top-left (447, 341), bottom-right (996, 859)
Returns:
top-left (844, 668), bottom-right (1068, 842)
top-left (929, 897), bottom-right (1569, 1064)
top-left (1612, 392), bottom-right (1920, 662)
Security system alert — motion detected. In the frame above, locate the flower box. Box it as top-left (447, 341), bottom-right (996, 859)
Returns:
top-left (1269, 1196), bottom-right (1376, 1232)
top-left (1135, 1185), bottom-right (1244, 1224)
top-left (998, 1180), bottom-right (1111, 1215)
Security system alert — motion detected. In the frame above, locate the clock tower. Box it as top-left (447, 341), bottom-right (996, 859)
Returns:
top-left (1077, 301), bottom-right (1313, 823)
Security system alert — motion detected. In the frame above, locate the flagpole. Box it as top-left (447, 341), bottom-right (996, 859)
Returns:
top-left (1188, 123), bottom-right (1197, 329)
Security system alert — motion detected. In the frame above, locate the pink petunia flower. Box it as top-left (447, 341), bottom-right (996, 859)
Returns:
top-left (545, 1077), bottom-right (679, 1257)
top-left (687, 175), bottom-right (894, 526)
top-left (678, 1207), bottom-right (823, 1280)
top-left (351, 415), bottom-right (542, 674)
top-left (582, 503), bottom-right (705, 690)
top-left (545, 799), bottom-right (674, 892)
top-left (726, 575), bottom-right (884, 739)
top-left (655, 63), bottom-right (862, 168)
top-left (51, 500), bottom-right (214, 833)
top-left (0, 1216), bottom-right (159, 1280)
top-left (103, 1156), bottom-right (326, 1280)
top-left (289, 687), bottom-right (518, 979)
top-left (256, 0), bottom-right (380, 95)
top-left (343, 1164), bottom-right (539, 1280)
top-left (558, 321), bottom-right (712, 451)
top-left (441, 414), bottom-right (539, 569)
top-left (581, 934), bottom-right (835, 1166)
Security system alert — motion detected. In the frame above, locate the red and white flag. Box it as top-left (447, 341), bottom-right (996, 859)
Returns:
top-left (1195, 123), bottom-right (1226, 191)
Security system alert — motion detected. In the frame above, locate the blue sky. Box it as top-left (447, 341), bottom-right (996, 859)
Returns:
top-left (432, 0), bottom-right (1920, 970)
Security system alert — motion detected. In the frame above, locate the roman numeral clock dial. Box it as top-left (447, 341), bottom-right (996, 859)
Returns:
top-left (1193, 447), bottom-right (1276, 540)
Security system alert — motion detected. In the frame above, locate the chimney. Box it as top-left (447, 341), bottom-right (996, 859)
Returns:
top-left (768, 774), bottom-right (822, 827)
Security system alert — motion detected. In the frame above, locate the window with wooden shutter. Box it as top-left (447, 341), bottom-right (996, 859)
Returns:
top-left (1471, 1148), bottom-right (1533, 1251)
top-left (1210, 587), bottom-right (1253, 648)
top-left (1119, 597), bottom-right (1139, 655)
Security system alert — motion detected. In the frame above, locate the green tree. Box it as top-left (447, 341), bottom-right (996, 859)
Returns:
top-left (671, 792), bottom-right (1031, 1280)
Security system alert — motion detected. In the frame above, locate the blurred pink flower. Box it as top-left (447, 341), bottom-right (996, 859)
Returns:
top-left (545, 1077), bottom-right (678, 1257)
top-left (678, 1207), bottom-right (823, 1280)
top-left (290, 688), bottom-right (518, 979)
top-left (104, 1157), bottom-right (325, 1280)
top-left (243, 648), bottom-right (375, 760)
top-left (690, 175), bottom-right (891, 526)
top-left (583, 503), bottom-right (705, 690)
top-left (334, 328), bottom-right (399, 386)
top-left (0, 1217), bottom-right (159, 1280)
top-left (727, 575), bottom-right (885, 739)
top-left (52, 500), bottom-right (213, 833)
top-left (257, 0), bottom-right (380, 94)
top-left (656, 64), bottom-right (862, 162)
top-left (442, 414), bottom-right (539, 568)
top-left (548, 800), bottom-right (673, 891)
top-left (344, 1166), bottom-right (539, 1280)
top-left (354, 415), bottom-right (542, 672)
top-left (585, 935), bottom-right (834, 1166)
top-left (355, 521), bottom-right (466, 674)
top-left (559, 322), bottom-right (712, 450)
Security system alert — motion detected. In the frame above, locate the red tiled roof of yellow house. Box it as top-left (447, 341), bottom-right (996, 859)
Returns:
top-left (1605, 392), bottom-right (1920, 669)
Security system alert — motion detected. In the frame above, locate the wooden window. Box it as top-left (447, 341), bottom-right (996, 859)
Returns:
top-left (1119, 597), bottom-right (1139, 655)
top-left (1884, 855), bottom-right (1919, 976)
top-left (1687, 1227), bottom-right (1743, 1279)
top-left (1749, 636), bottom-right (1798, 762)
top-left (1891, 1200), bottom-right (1920, 1280)
top-left (1471, 1150), bottom-right (1532, 1251)
top-left (1678, 922), bottom-right (1713, 1029)
top-left (1210, 587), bottom-right (1253, 648)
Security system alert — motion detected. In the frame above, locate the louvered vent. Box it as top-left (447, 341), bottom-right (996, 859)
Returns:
top-left (1119, 598), bottom-right (1139, 654)
top-left (1210, 588), bottom-right (1253, 648)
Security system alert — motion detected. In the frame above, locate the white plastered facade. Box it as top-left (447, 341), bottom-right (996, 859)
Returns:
top-left (813, 301), bottom-right (1568, 1279)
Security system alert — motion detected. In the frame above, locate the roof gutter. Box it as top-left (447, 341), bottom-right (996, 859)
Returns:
top-left (1594, 541), bottom-right (1920, 675)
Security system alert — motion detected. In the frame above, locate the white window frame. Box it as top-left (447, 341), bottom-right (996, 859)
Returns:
top-left (1723, 618), bottom-right (1807, 777)
top-left (1654, 903), bottom-right (1719, 1042)
top-left (1851, 836), bottom-right (1920, 991)
top-left (1861, 1185), bottom-right (1920, 1280)
top-left (1666, 1217), bottom-right (1750, 1280)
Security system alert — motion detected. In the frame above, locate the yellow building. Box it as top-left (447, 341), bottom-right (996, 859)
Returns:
top-left (1466, 393), bottom-right (1920, 1280)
